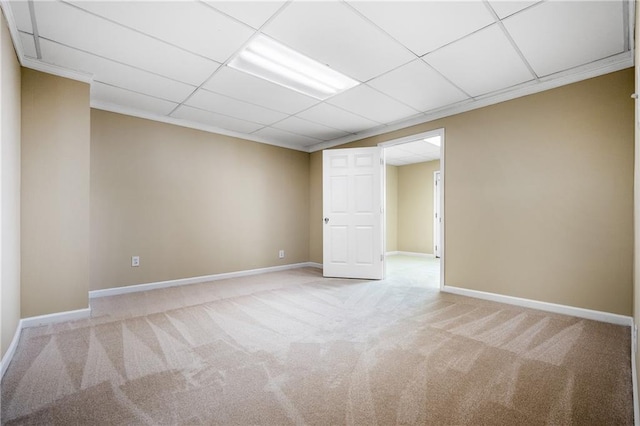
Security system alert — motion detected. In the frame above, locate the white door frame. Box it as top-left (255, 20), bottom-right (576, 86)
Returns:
top-left (379, 128), bottom-right (445, 289)
top-left (434, 170), bottom-right (442, 258)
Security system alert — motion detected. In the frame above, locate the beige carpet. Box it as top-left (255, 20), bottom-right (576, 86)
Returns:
top-left (1, 256), bottom-right (633, 424)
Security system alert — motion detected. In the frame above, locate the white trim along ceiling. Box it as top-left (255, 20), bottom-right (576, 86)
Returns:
top-left (1, 0), bottom-right (634, 153)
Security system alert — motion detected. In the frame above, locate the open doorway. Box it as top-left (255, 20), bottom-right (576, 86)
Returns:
top-left (380, 129), bottom-right (444, 289)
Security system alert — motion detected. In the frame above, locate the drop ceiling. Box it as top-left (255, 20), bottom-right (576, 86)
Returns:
top-left (385, 138), bottom-right (441, 166)
top-left (2, 0), bottom-right (634, 153)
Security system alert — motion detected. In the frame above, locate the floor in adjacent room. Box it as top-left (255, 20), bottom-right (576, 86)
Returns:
top-left (1, 255), bottom-right (633, 424)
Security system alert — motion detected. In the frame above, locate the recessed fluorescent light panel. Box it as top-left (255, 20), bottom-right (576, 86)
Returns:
top-left (424, 136), bottom-right (441, 147)
top-left (228, 35), bottom-right (359, 100)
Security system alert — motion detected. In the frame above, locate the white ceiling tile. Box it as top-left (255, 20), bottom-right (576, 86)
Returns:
top-left (69, 1), bottom-right (253, 63)
top-left (39, 39), bottom-right (195, 103)
top-left (204, 1), bottom-right (286, 29)
top-left (295, 103), bottom-right (381, 133)
top-left (488, 1), bottom-right (540, 19)
top-left (13, 0), bottom-right (630, 148)
top-left (347, 1), bottom-right (494, 56)
top-left (263, 1), bottom-right (414, 82)
top-left (8, 1), bottom-right (33, 33)
top-left (272, 117), bottom-right (350, 141)
top-left (385, 150), bottom-right (405, 160)
top-left (368, 59), bottom-right (469, 112)
top-left (253, 126), bottom-right (324, 148)
top-left (204, 66), bottom-right (319, 115)
top-left (328, 84), bottom-right (418, 124)
top-left (504, 1), bottom-right (625, 77)
top-left (92, 83), bottom-right (178, 115)
top-left (172, 105), bottom-right (264, 134)
top-left (19, 32), bottom-right (37, 58)
top-left (385, 158), bottom-right (404, 166)
top-left (34, 1), bottom-right (219, 85)
top-left (401, 141), bottom-right (440, 156)
top-left (385, 139), bottom-right (442, 166)
top-left (425, 24), bottom-right (534, 97)
top-left (409, 146), bottom-right (439, 157)
top-left (185, 89), bottom-right (288, 125)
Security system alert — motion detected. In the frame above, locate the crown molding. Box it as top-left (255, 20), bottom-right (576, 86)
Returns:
top-left (91, 101), bottom-right (310, 152)
top-left (2, 0), bottom-right (634, 155)
top-left (307, 51), bottom-right (634, 153)
top-left (22, 56), bottom-right (93, 83)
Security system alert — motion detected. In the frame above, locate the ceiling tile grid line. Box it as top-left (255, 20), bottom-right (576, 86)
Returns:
top-left (622, 2), bottom-right (635, 52)
top-left (9, 1), bottom-right (32, 33)
top-left (289, 101), bottom-right (387, 134)
top-left (91, 80), bottom-right (189, 106)
top-left (502, 1), bottom-right (628, 78)
top-left (33, 1), bottom-right (221, 85)
top-left (424, 23), bottom-right (537, 98)
top-left (197, 0), bottom-right (269, 33)
top-left (261, 0), bottom-right (415, 83)
top-left (489, 0), bottom-right (540, 20)
top-left (185, 91), bottom-right (287, 126)
top-left (165, 0), bottom-right (295, 117)
top-left (32, 33), bottom-right (203, 87)
top-left (18, 31), bottom-right (37, 57)
top-left (260, 106), bottom-right (359, 138)
top-left (482, 0), bottom-right (540, 81)
top-left (418, 58), bottom-right (474, 99)
top-left (195, 88), bottom-right (296, 122)
top-left (249, 108), bottom-right (357, 141)
top-left (201, 0), bottom-right (288, 31)
top-left (2, 0), bottom-right (632, 152)
top-left (294, 103), bottom-right (385, 135)
top-left (167, 104), bottom-right (270, 131)
top-left (355, 82), bottom-right (423, 119)
top-left (197, 40), bottom-right (393, 132)
top-left (26, 0), bottom-right (41, 59)
top-left (346, 0), bottom-right (496, 57)
top-left (60, 0), bottom-right (231, 65)
top-left (36, 36), bottom-right (199, 91)
top-left (340, 0), bottom-right (428, 60)
top-left (269, 116), bottom-right (351, 141)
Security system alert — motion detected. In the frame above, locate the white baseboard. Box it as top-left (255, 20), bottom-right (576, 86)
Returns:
top-left (20, 308), bottom-right (92, 328)
top-left (90, 262), bottom-right (322, 299)
top-left (631, 323), bottom-right (639, 426)
top-left (1, 307), bottom-right (91, 379)
top-left (386, 251), bottom-right (437, 258)
top-left (2, 262), bottom-right (324, 378)
top-left (442, 285), bottom-right (633, 326)
top-left (1, 322), bottom-right (22, 378)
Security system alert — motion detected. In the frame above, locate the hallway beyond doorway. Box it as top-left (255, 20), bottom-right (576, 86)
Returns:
top-left (386, 254), bottom-right (439, 289)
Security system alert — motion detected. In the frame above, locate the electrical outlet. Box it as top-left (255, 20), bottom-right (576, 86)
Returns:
top-left (278, 250), bottom-right (285, 259)
top-left (131, 256), bottom-right (140, 267)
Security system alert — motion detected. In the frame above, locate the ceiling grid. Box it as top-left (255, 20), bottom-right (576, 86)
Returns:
top-left (0, 0), bottom-right (633, 152)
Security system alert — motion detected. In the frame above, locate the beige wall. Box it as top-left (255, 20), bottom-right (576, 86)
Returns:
top-left (385, 165), bottom-right (398, 253)
top-left (1, 12), bottom-right (21, 358)
top-left (397, 160), bottom-right (440, 254)
top-left (21, 69), bottom-right (90, 317)
top-left (634, 1), bottom-right (640, 392)
top-left (309, 145), bottom-right (322, 263)
top-left (311, 69), bottom-right (634, 315)
top-left (91, 110), bottom-right (310, 290)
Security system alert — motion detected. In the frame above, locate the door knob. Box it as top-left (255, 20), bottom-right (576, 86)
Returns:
top-left (324, 217), bottom-right (329, 224)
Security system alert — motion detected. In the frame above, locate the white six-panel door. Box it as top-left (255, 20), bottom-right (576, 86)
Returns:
top-left (323, 147), bottom-right (383, 279)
